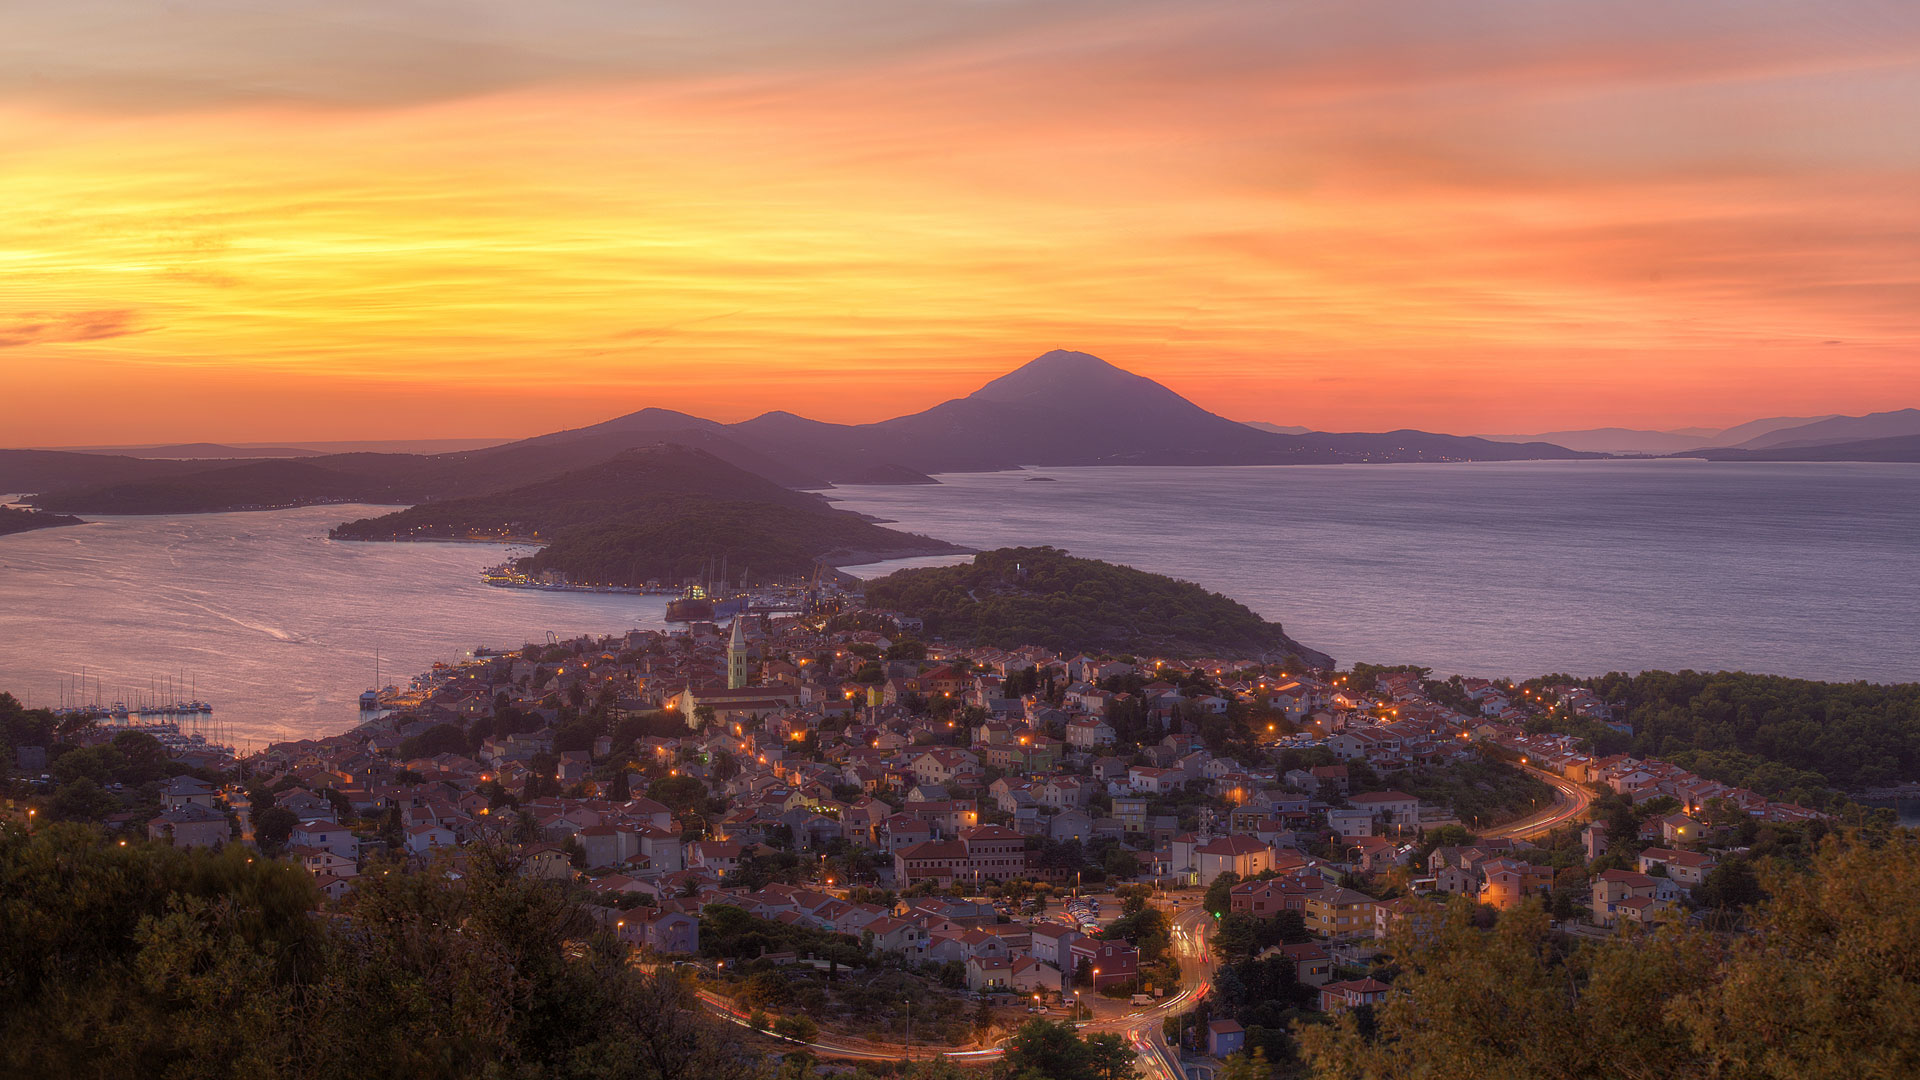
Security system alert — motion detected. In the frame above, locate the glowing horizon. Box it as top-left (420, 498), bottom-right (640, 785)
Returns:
top-left (5, 0), bottom-right (1919, 445)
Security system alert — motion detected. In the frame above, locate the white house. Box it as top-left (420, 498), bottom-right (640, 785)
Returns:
top-left (1196, 835), bottom-right (1273, 885)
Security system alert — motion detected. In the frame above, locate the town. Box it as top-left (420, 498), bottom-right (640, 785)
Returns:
top-left (3, 600), bottom-right (1839, 1079)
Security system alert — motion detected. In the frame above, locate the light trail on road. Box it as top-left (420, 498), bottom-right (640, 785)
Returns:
top-left (1484, 762), bottom-right (1594, 840)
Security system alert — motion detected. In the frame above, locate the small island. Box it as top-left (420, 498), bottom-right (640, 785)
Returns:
top-left (863, 544), bottom-right (1334, 665)
top-left (0, 505), bottom-right (84, 536)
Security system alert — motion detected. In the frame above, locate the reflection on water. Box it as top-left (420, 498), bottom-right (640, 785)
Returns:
top-left (0, 505), bottom-right (670, 746)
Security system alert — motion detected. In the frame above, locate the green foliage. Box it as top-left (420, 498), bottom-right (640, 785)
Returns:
top-left (885, 639), bottom-right (929, 661)
top-left (49, 777), bottom-right (120, 822)
top-left (699, 904), bottom-right (868, 969)
top-left (1001, 1019), bottom-right (1137, 1080)
top-left (1299, 833), bottom-right (1920, 1080)
top-left (1205, 871), bottom-right (1242, 916)
top-left (863, 547), bottom-right (1330, 662)
top-left (0, 825), bottom-right (763, 1079)
top-left (1345, 664), bottom-right (1428, 695)
top-left (253, 806), bottom-right (298, 848)
top-left (647, 774), bottom-right (711, 817)
top-left (0, 505), bottom-right (84, 535)
top-left (1586, 670), bottom-right (1920, 794)
top-left (1114, 883), bottom-right (1153, 916)
top-left (0, 692), bottom-right (57, 753)
top-left (772, 1015), bottom-right (818, 1044)
top-left (398, 721), bottom-right (468, 760)
top-left (1213, 911), bottom-right (1309, 965)
top-left (329, 445), bottom-right (951, 584)
top-left (527, 500), bottom-right (948, 586)
top-left (1394, 760), bottom-right (1557, 830)
top-left (1101, 905), bottom-right (1172, 964)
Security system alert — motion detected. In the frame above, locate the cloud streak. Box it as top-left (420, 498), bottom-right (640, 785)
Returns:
top-left (0, 310), bottom-right (140, 348)
top-left (0, 0), bottom-right (1916, 442)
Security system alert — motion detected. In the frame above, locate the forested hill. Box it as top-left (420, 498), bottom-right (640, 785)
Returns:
top-left (1545, 670), bottom-right (1920, 796)
top-left (0, 506), bottom-right (84, 536)
top-left (331, 445), bottom-right (964, 584)
top-left (863, 546), bottom-right (1332, 664)
top-left (331, 444), bottom-right (826, 540)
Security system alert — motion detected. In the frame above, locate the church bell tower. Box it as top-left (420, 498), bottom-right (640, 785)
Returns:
top-left (727, 616), bottom-right (750, 689)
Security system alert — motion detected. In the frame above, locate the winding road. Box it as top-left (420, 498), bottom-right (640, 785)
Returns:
top-left (689, 899), bottom-right (1215, 1076)
top-left (1483, 762), bottom-right (1593, 841)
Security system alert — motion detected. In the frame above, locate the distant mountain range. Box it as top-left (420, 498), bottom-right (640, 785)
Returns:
top-left (1477, 416), bottom-right (1837, 455)
top-left (4, 350), bottom-right (1600, 513)
top-left (43, 438), bottom-right (511, 457)
top-left (6, 352), bottom-right (1915, 515)
top-left (1477, 409), bottom-right (1920, 457)
top-left (1686, 433), bottom-right (1920, 463)
top-left (1727, 408), bottom-right (1920, 451)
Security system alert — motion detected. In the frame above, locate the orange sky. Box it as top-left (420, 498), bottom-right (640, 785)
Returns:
top-left (5, 0), bottom-right (1919, 444)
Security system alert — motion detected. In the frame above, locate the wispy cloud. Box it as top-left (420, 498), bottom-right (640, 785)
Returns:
top-left (1, 1), bottom-right (1917, 441)
top-left (0, 310), bottom-right (140, 348)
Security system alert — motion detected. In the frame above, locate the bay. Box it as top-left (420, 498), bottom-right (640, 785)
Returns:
top-left (3, 459), bottom-right (1915, 748)
top-left (0, 504), bottom-right (670, 748)
top-left (830, 460), bottom-right (1920, 685)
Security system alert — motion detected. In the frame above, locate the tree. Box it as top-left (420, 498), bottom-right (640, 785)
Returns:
top-left (49, 778), bottom-right (117, 822)
top-left (1205, 870), bottom-right (1242, 916)
top-left (1670, 835), bottom-right (1920, 1078)
top-left (773, 1015), bottom-right (818, 1044)
top-left (1002, 1019), bottom-right (1109, 1080)
top-left (51, 745), bottom-right (121, 787)
top-left (253, 806), bottom-right (298, 848)
top-left (109, 731), bottom-right (171, 784)
top-left (1296, 896), bottom-right (1724, 1080)
top-left (1695, 857), bottom-right (1764, 910)
top-left (1218, 1048), bottom-right (1272, 1080)
top-left (396, 722), bottom-right (466, 760)
top-left (1084, 1031), bottom-right (1138, 1080)
top-left (1102, 906), bottom-right (1172, 965)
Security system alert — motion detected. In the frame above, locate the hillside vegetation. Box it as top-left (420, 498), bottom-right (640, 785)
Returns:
top-left (0, 825), bottom-right (756, 1080)
top-left (332, 445), bottom-right (825, 540)
top-left (1575, 670), bottom-right (1920, 793)
top-left (864, 546), bottom-right (1332, 663)
top-left (333, 445), bottom-right (961, 584)
top-left (1300, 835), bottom-right (1920, 1080)
top-left (522, 500), bottom-right (957, 584)
top-left (0, 506), bottom-right (83, 536)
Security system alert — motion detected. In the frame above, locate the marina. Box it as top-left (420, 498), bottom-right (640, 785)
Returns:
top-left (480, 562), bottom-right (817, 621)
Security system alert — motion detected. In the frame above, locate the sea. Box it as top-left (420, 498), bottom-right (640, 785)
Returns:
top-left (2, 458), bottom-right (1916, 747)
top-left (0, 503), bottom-right (673, 749)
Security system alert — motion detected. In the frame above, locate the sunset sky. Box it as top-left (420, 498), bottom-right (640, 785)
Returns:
top-left (6, 0), bottom-right (1919, 445)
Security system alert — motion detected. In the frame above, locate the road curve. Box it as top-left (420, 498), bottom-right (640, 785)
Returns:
top-left (687, 899), bottom-right (1216, 1073)
top-left (1483, 762), bottom-right (1593, 841)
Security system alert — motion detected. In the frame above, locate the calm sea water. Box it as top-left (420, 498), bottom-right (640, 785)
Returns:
top-left (831, 460), bottom-right (1920, 685)
top-left (3, 460), bottom-right (1914, 746)
top-left (0, 504), bottom-right (670, 748)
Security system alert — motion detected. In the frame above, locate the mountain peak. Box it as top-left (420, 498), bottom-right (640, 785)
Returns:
top-left (967, 349), bottom-right (1165, 405)
top-left (1026, 349), bottom-right (1122, 373)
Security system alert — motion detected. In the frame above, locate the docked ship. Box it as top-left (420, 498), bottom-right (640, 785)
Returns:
top-left (665, 585), bottom-right (715, 622)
